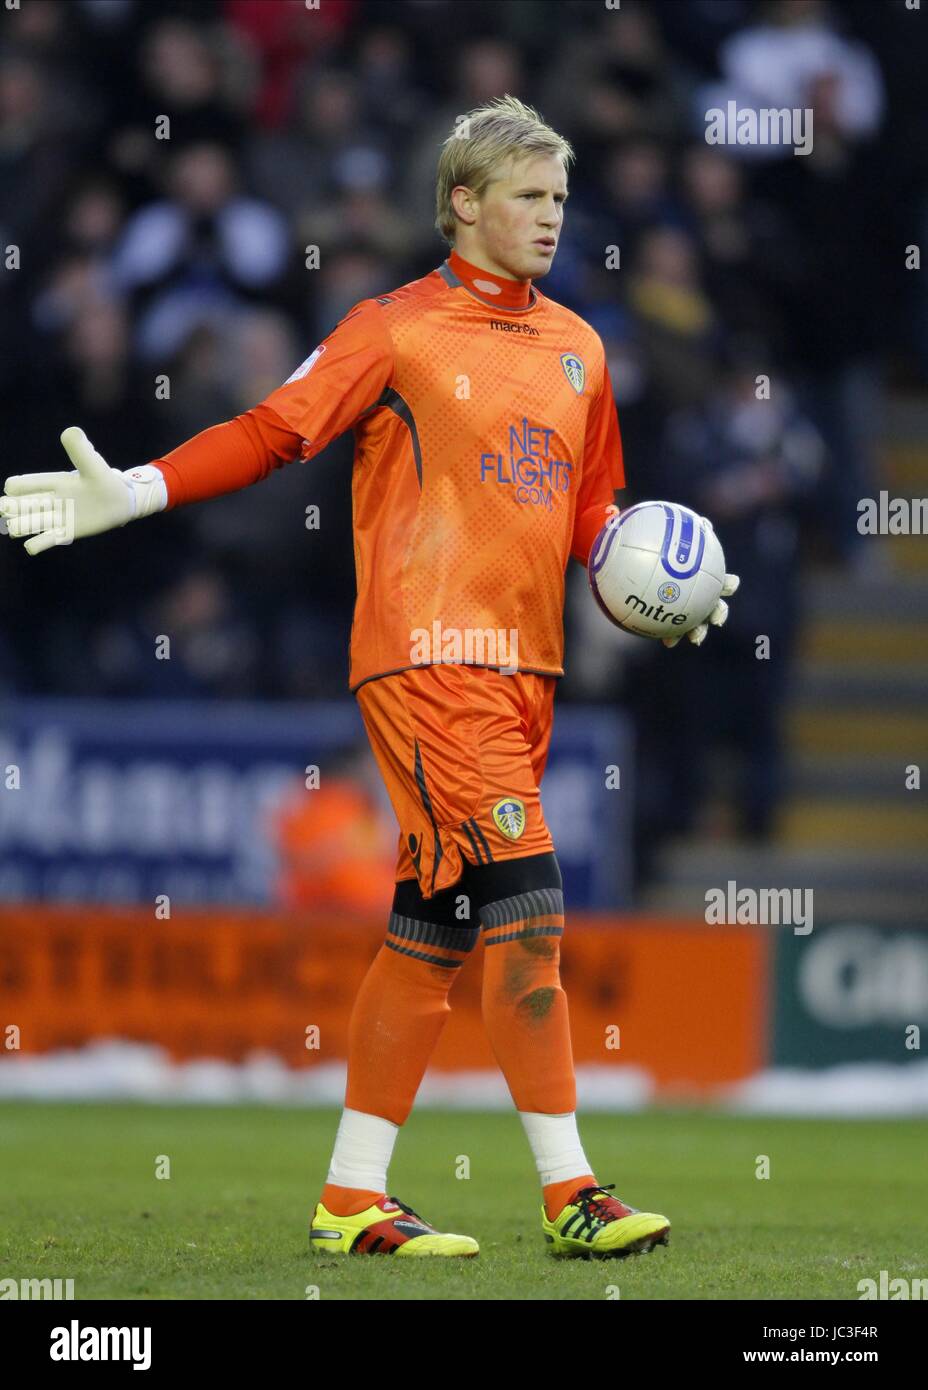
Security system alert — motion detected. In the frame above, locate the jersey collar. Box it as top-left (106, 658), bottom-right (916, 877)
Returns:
top-left (438, 249), bottom-right (537, 312)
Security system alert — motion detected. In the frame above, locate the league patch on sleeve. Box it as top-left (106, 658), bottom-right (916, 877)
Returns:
top-left (284, 344), bottom-right (326, 385)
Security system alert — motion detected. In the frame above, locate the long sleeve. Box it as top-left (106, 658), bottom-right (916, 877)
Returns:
top-left (151, 299), bottom-right (395, 509)
top-left (569, 354), bottom-right (625, 565)
top-left (154, 405), bottom-right (303, 510)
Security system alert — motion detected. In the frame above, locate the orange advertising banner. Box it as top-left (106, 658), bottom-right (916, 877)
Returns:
top-left (0, 907), bottom-right (769, 1092)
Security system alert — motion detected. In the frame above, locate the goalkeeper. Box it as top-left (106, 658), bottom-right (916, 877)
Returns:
top-left (1, 96), bottom-right (737, 1260)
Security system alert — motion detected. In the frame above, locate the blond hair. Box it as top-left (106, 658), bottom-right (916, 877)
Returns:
top-left (434, 94), bottom-right (575, 246)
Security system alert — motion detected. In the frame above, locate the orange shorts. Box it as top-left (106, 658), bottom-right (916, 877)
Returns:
top-left (356, 664), bottom-right (557, 898)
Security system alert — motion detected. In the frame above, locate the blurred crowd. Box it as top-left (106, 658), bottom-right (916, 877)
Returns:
top-left (0, 0), bottom-right (924, 864)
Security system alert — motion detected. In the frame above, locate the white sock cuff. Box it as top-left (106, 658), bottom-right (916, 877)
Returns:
top-left (519, 1110), bottom-right (593, 1188)
top-left (326, 1107), bottom-right (400, 1193)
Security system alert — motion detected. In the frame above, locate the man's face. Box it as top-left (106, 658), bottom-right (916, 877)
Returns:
top-left (452, 152), bottom-right (567, 281)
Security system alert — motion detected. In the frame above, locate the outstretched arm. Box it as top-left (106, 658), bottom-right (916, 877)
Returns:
top-left (1, 298), bottom-right (394, 555)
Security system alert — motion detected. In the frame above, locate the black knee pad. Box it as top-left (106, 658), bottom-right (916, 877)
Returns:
top-left (391, 852), bottom-right (562, 929)
top-left (391, 875), bottom-right (474, 930)
top-left (465, 851), bottom-right (563, 916)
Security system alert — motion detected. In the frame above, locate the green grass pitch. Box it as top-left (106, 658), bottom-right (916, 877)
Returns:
top-left (2, 1102), bottom-right (926, 1300)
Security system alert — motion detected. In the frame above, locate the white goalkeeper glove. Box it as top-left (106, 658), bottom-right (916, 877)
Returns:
top-left (661, 515), bottom-right (740, 648)
top-left (0, 426), bottom-right (166, 556)
top-left (662, 571), bottom-right (741, 647)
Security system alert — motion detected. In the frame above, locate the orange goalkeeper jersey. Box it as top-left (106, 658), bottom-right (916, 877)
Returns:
top-left (153, 250), bottom-right (625, 691)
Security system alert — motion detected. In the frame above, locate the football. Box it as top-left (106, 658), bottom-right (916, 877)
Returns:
top-left (588, 500), bottom-right (727, 639)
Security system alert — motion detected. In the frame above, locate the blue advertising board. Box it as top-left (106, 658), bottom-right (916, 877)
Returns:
top-left (0, 697), bottom-right (633, 909)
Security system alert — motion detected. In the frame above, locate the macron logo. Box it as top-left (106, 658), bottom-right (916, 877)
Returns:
top-left (489, 320), bottom-right (538, 336)
top-left (50, 1321), bottom-right (151, 1371)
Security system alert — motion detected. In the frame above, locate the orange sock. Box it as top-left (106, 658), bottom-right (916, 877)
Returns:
top-left (344, 914), bottom-right (477, 1126)
top-left (542, 1174), bottom-right (597, 1222)
top-left (321, 1184), bottom-right (385, 1217)
top-left (480, 893), bottom-right (576, 1114)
